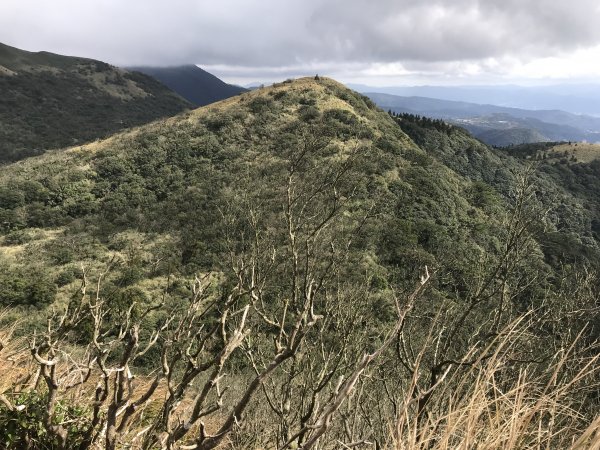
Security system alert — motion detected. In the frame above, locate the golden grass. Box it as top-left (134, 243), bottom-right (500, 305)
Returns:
top-left (390, 321), bottom-right (600, 450)
top-left (0, 65), bottom-right (16, 76)
top-left (548, 142), bottom-right (600, 163)
top-left (0, 228), bottom-right (64, 261)
top-left (0, 243), bottom-right (25, 260)
top-left (85, 69), bottom-right (150, 100)
top-left (0, 312), bottom-right (32, 397)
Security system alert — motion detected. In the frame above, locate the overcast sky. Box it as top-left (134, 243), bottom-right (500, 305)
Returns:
top-left (2, 0), bottom-right (600, 86)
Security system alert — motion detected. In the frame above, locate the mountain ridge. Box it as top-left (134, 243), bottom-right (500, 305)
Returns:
top-left (0, 42), bottom-right (191, 162)
top-left (129, 64), bottom-right (247, 106)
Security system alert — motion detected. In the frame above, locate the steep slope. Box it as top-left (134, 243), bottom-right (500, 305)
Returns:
top-left (387, 111), bottom-right (599, 264)
top-left (506, 141), bottom-right (600, 248)
top-left (0, 42), bottom-right (191, 162)
top-left (0, 76), bottom-right (596, 320)
top-left (0, 77), bottom-right (598, 447)
top-left (0, 76), bottom-right (597, 302)
top-left (129, 64), bottom-right (247, 106)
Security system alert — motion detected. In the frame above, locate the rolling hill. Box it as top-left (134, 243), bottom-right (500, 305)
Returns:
top-left (0, 42), bottom-right (191, 162)
top-left (129, 64), bottom-right (247, 106)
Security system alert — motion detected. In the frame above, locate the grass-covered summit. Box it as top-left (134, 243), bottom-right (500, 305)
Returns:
top-left (0, 42), bottom-right (191, 162)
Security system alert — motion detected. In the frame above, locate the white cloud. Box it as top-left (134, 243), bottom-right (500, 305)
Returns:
top-left (508, 45), bottom-right (600, 80)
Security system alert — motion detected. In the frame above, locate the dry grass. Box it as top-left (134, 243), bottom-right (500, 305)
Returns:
top-left (0, 312), bottom-right (32, 397)
top-left (548, 142), bottom-right (600, 163)
top-left (85, 70), bottom-right (150, 101)
top-left (389, 321), bottom-right (600, 450)
top-left (0, 65), bottom-right (16, 76)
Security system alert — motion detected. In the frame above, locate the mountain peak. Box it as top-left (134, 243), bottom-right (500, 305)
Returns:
top-left (191, 76), bottom-right (362, 115)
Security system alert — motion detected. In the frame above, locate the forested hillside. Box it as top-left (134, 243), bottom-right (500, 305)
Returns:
top-left (0, 42), bottom-right (191, 162)
top-left (0, 78), bottom-right (598, 449)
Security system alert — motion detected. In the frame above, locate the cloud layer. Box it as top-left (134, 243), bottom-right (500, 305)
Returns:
top-left (2, 0), bottom-right (600, 83)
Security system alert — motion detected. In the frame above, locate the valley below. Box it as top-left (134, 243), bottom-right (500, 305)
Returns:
top-left (365, 91), bottom-right (600, 146)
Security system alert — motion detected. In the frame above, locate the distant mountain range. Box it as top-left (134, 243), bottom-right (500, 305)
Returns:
top-left (0, 42), bottom-right (191, 162)
top-left (365, 92), bottom-right (600, 146)
top-left (351, 83), bottom-right (600, 116)
top-left (129, 65), bottom-right (247, 106)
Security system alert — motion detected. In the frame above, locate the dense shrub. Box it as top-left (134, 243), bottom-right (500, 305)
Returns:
top-left (0, 391), bottom-right (92, 449)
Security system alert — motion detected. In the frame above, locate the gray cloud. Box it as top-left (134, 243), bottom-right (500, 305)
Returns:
top-left (1, 0), bottom-right (600, 81)
top-left (306, 0), bottom-right (600, 62)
